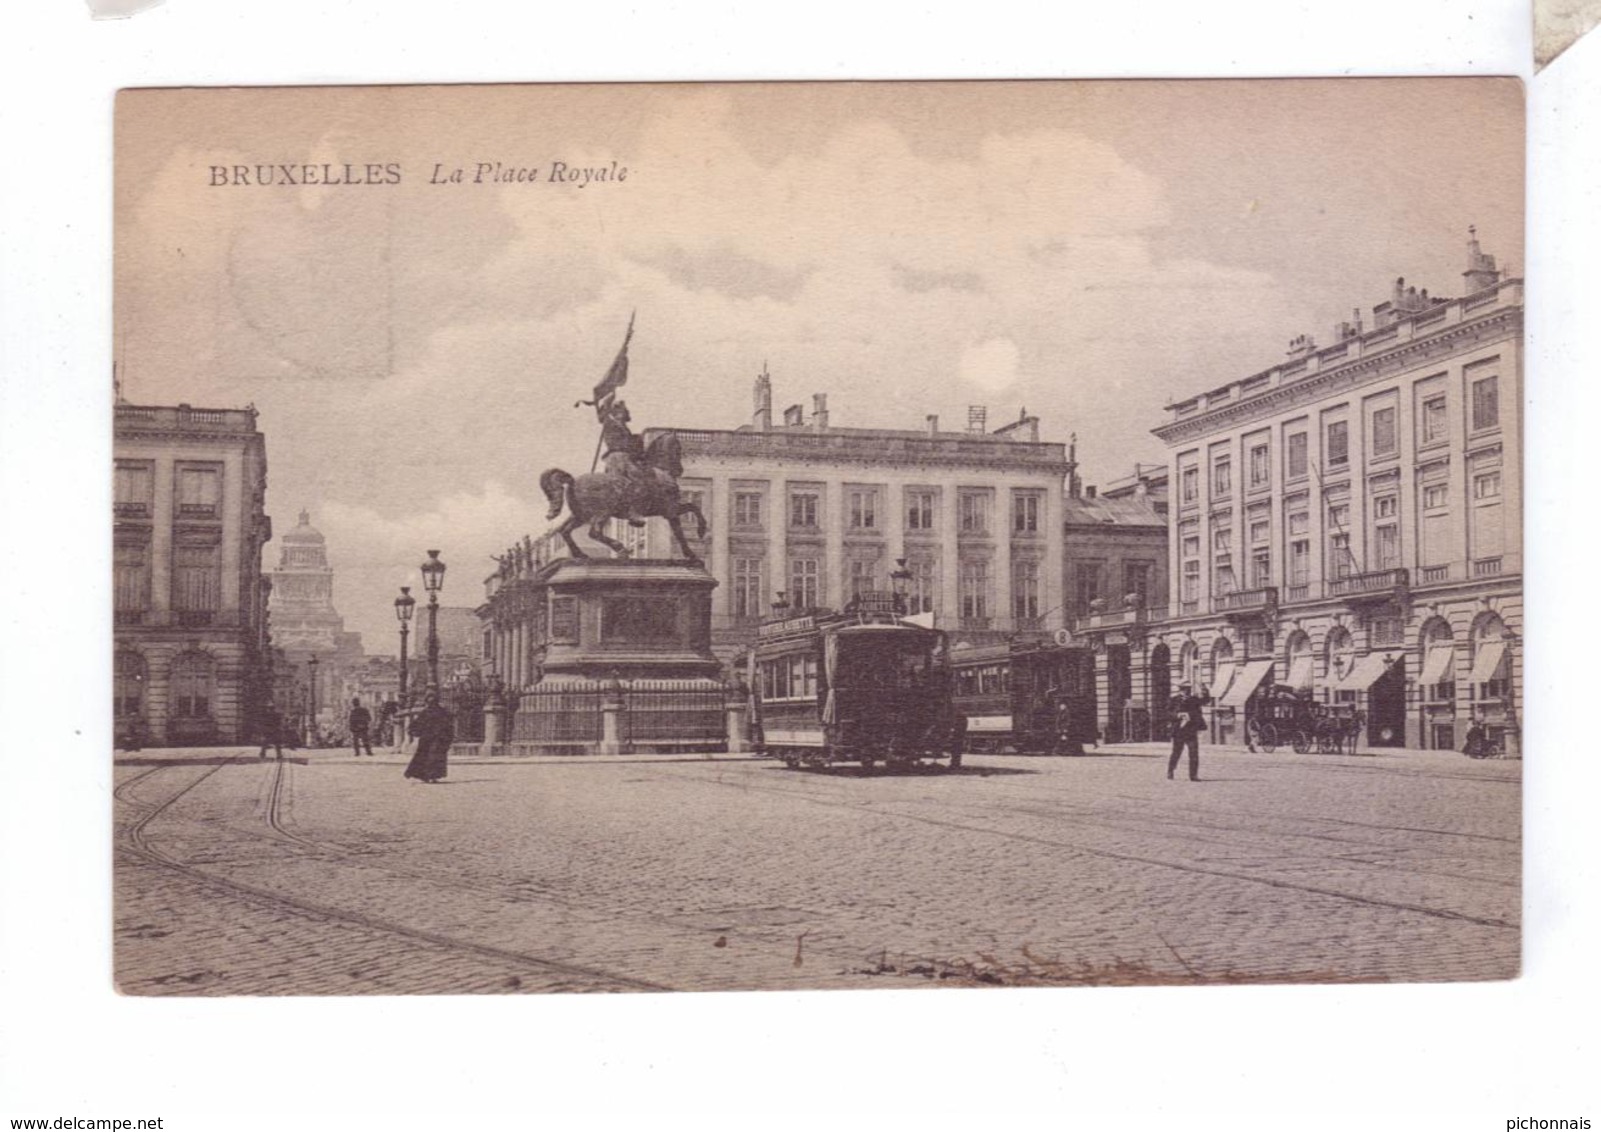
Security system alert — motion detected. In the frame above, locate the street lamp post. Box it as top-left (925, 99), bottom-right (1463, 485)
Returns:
top-left (395, 586), bottom-right (416, 706)
top-left (890, 558), bottom-right (913, 616)
top-left (421, 550), bottom-right (447, 692)
top-left (307, 655), bottom-right (320, 747)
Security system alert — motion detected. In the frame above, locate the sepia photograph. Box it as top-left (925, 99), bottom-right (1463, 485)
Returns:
top-left (109, 80), bottom-right (1527, 999)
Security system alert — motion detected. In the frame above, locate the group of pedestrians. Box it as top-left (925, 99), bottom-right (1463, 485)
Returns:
top-left (254, 691), bottom-right (455, 785)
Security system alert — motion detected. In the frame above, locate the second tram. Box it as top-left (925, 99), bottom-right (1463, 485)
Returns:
top-left (949, 640), bottom-right (1098, 754)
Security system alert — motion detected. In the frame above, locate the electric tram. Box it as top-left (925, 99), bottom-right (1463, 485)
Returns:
top-left (750, 594), bottom-right (963, 772)
top-left (949, 637), bottom-right (1098, 754)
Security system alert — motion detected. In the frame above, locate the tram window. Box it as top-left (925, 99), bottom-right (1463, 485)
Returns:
top-left (802, 655), bottom-right (818, 697)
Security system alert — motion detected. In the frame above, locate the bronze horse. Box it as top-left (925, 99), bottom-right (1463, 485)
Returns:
top-left (539, 432), bottom-right (708, 560)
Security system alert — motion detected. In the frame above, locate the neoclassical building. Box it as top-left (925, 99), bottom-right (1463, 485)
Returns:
top-left (266, 510), bottom-right (365, 729)
top-left (1147, 233), bottom-right (1522, 751)
top-left (641, 370), bottom-right (1073, 659)
top-left (113, 401), bottom-right (273, 745)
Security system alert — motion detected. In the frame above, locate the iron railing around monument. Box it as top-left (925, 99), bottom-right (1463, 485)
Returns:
top-left (621, 680), bottom-right (727, 752)
top-left (448, 684), bottom-right (486, 743)
top-left (511, 684), bottom-right (605, 747)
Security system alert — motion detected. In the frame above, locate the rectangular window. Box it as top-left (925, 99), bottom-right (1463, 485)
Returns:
top-left (959, 560), bottom-right (990, 621)
top-left (1471, 376), bottom-right (1500, 431)
top-left (1251, 549), bottom-right (1271, 589)
top-left (1124, 562), bottom-right (1152, 606)
top-left (1375, 524), bottom-right (1400, 570)
top-left (1423, 483), bottom-right (1450, 510)
top-left (1326, 421), bottom-right (1349, 468)
top-left (114, 541), bottom-right (151, 614)
top-left (1422, 396), bottom-right (1447, 444)
top-left (1075, 561), bottom-right (1103, 611)
top-left (1288, 511), bottom-right (1309, 537)
top-left (908, 560), bottom-right (935, 614)
top-left (732, 557), bottom-right (763, 619)
top-left (848, 489), bottom-right (877, 530)
top-left (1474, 471), bottom-right (1502, 500)
top-left (733, 491), bottom-right (763, 528)
top-left (958, 492), bottom-right (990, 534)
top-left (1182, 560), bottom-right (1200, 602)
top-left (1181, 534), bottom-right (1200, 559)
top-left (1286, 433), bottom-right (1309, 479)
top-left (1372, 406), bottom-right (1398, 457)
top-left (114, 462), bottom-right (154, 515)
top-left (176, 464), bottom-right (222, 516)
top-left (848, 559), bottom-right (877, 600)
top-left (789, 558), bottom-right (820, 608)
top-left (1012, 493), bottom-right (1040, 533)
top-left (1370, 617), bottom-right (1404, 647)
top-left (906, 490), bottom-right (936, 530)
top-left (1214, 557), bottom-right (1235, 595)
top-left (1249, 444), bottom-right (1269, 488)
top-left (1289, 539), bottom-right (1310, 586)
top-left (1212, 526), bottom-right (1233, 555)
top-left (1374, 495), bottom-right (1399, 519)
top-left (789, 491), bottom-right (819, 529)
top-left (1012, 560), bottom-right (1040, 621)
top-left (1212, 456), bottom-right (1232, 497)
top-left (1329, 532), bottom-right (1352, 579)
top-left (173, 544), bottom-right (221, 614)
top-left (1181, 467), bottom-right (1199, 503)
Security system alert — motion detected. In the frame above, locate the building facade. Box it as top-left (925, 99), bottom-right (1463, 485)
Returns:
top-left (1149, 234), bottom-right (1522, 751)
top-left (1061, 469), bottom-right (1171, 742)
top-left (633, 371), bottom-right (1073, 658)
top-left (113, 402), bottom-right (273, 745)
top-left (266, 510), bottom-right (365, 734)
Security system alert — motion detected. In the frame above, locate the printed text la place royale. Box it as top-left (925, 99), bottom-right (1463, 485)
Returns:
top-left (206, 161), bottom-right (629, 188)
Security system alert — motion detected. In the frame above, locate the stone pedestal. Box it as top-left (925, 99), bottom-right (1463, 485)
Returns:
top-left (538, 558), bottom-right (720, 681)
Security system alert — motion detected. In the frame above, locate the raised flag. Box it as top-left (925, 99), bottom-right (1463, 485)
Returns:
top-left (578, 312), bottom-right (635, 408)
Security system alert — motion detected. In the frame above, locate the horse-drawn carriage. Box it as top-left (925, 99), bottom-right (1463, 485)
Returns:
top-left (1243, 687), bottom-right (1364, 754)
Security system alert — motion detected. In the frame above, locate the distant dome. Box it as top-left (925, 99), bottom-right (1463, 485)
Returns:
top-left (283, 508), bottom-right (326, 545)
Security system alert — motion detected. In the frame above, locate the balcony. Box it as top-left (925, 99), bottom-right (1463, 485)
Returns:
top-left (1417, 564), bottom-right (1450, 585)
top-left (1472, 557), bottom-right (1503, 578)
top-left (1282, 582), bottom-right (1314, 604)
top-left (114, 502), bottom-right (150, 518)
top-left (1214, 587), bottom-right (1277, 615)
top-left (1327, 568), bottom-right (1409, 604)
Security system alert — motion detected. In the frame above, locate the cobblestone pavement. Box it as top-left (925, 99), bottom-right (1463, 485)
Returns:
top-left (113, 743), bottom-right (1520, 994)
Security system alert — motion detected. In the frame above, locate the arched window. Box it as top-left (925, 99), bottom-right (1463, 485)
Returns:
top-left (1284, 630), bottom-right (1313, 692)
top-left (114, 651), bottom-right (147, 717)
top-left (171, 651), bottom-right (216, 719)
top-left (1418, 618), bottom-right (1455, 703)
top-left (1469, 613), bottom-right (1510, 703)
top-left (1178, 639), bottom-right (1198, 689)
top-left (1325, 625), bottom-right (1354, 684)
top-left (1209, 636), bottom-right (1236, 700)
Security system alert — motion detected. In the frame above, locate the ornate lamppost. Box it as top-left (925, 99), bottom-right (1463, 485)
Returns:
top-left (307, 655), bottom-right (320, 746)
top-left (395, 585), bottom-right (416, 706)
top-left (421, 550), bottom-right (447, 692)
top-left (890, 558), bottom-right (913, 616)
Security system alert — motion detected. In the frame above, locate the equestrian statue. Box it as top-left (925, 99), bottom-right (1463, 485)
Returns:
top-left (538, 316), bottom-right (709, 561)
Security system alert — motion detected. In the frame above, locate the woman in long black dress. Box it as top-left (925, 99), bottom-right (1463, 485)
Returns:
top-left (404, 692), bottom-right (455, 783)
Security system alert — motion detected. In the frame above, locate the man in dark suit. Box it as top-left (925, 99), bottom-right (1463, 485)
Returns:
top-left (1168, 683), bottom-right (1208, 781)
top-left (348, 697), bottom-right (374, 757)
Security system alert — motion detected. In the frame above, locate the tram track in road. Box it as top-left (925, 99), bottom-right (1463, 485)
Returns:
top-left (119, 760), bottom-right (675, 994)
top-left (654, 761), bottom-right (1520, 932)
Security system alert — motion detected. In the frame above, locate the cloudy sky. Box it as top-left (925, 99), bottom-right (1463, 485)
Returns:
top-left (115, 80), bottom-right (1523, 648)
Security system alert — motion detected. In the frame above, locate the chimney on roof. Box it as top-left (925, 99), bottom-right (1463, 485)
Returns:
top-left (811, 392), bottom-right (829, 431)
top-left (753, 363), bottom-right (772, 432)
top-left (1135, 476), bottom-right (1149, 499)
top-left (1085, 485), bottom-right (1097, 500)
top-left (1286, 333), bottom-right (1317, 358)
top-left (783, 403), bottom-right (804, 427)
top-left (926, 414), bottom-right (939, 436)
top-left (1066, 432), bottom-right (1081, 498)
top-left (1463, 225), bottom-right (1501, 294)
top-left (967, 405), bottom-right (987, 434)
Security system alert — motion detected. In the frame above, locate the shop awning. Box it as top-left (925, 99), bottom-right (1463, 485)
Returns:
top-left (1419, 646), bottom-right (1454, 686)
top-left (1287, 653), bottom-right (1314, 691)
top-left (1208, 664), bottom-right (1237, 702)
top-left (1470, 640), bottom-right (1508, 683)
top-left (1335, 652), bottom-right (1394, 692)
top-left (1219, 659), bottom-right (1275, 708)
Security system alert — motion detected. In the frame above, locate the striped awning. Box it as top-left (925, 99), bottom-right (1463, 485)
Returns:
top-left (1335, 652), bottom-right (1394, 692)
top-left (1287, 653), bottom-right (1314, 691)
top-left (1220, 659), bottom-right (1275, 708)
top-left (1419, 646), bottom-right (1454, 686)
top-left (1470, 640), bottom-right (1508, 683)
top-left (1208, 663), bottom-right (1237, 702)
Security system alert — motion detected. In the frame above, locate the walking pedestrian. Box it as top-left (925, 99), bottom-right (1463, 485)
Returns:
top-left (257, 702), bottom-right (285, 760)
top-left (377, 696), bottom-right (398, 747)
top-left (403, 692), bottom-right (454, 784)
top-left (1167, 682), bottom-right (1208, 781)
top-left (348, 697), bottom-right (374, 757)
